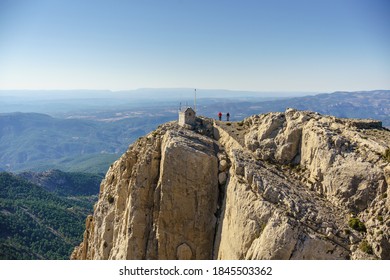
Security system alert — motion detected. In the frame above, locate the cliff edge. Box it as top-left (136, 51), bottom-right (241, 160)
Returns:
top-left (72, 109), bottom-right (390, 260)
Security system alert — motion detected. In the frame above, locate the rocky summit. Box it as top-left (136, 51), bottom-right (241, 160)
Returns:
top-left (71, 109), bottom-right (390, 260)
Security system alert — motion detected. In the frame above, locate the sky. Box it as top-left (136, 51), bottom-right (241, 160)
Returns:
top-left (0, 0), bottom-right (389, 92)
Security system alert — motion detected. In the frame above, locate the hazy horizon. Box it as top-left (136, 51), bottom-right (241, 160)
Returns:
top-left (1, 88), bottom-right (388, 102)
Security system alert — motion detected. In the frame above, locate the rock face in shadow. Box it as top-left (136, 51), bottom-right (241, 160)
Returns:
top-left (72, 110), bottom-right (390, 260)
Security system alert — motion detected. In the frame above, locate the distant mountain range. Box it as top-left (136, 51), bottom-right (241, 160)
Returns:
top-left (246, 90), bottom-right (390, 126)
top-left (0, 90), bottom-right (388, 173)
top-left (0, 88), bottom-right (309, 115)
top-left (197, 90), bottom-right (390, 125)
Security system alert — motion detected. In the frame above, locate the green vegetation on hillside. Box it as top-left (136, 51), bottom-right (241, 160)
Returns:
top-left (18, 169), bottom-right (103, 196)
top-left (384, 148), bottom-right (390, 163)
top-left (348, 217), bottom-right (367, 232)
top-left (0, 172), bottom-right (95, 259)
top-left (359, 240), bottom-right (373, 254)
top-left (13, 153), bottom-right (119, 174)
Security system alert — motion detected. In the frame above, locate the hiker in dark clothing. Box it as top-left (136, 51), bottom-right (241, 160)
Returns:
top-left (226, 112), bottom-right (230, 121)
top-left (218, 112), bottom-right (222, 121)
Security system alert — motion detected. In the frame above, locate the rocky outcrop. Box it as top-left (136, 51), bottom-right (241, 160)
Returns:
top-left (241, 109), bottom-right (389, 259)
top-left (244, 109), bottom-right (388, 213)
top-left (72, 110), bottom-right (390, 260)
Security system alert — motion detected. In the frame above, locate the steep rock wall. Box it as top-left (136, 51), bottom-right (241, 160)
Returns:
top-left (72, 123), bottom-right (219, 259)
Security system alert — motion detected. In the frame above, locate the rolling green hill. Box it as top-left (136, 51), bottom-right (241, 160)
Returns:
top-left (0, 172), bottom-right (96, 259)
top-left (18, 169), bottom-right (103, 196)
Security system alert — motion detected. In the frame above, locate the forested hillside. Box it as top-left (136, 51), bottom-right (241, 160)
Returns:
top-left (18, 169), bottom-right (102, 196)
top-left (0, 172), bottom-right (95, 259)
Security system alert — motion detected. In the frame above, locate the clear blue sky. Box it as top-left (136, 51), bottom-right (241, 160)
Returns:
top-left (0, 0), bottom-right (389, 92)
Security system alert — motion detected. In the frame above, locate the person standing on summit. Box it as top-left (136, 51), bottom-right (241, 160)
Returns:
top-left (218, 112), bottom-right (222, 121)
top-left (226, 112), bottom-right (230, 121)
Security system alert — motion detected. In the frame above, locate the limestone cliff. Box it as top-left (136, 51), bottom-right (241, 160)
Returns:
top-left (72, 110), bottom-right (390, 260)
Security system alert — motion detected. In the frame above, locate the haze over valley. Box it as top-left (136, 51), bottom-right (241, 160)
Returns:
top-left (1, 89), bottom-right (389, 174)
